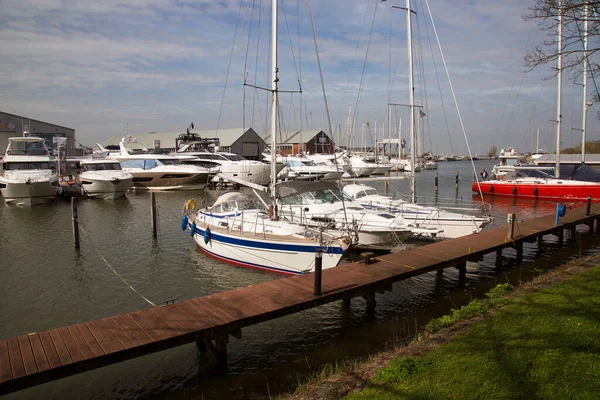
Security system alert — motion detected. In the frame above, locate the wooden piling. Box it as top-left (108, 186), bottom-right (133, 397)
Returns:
top-left (384, 175), bottom-right (389, 196)
top-left (151, 192), bottom-right (158, 238)
top-left (71, 197), bottom-right (80, 249)
top-left (507, 213), bottom-right (516, 240)
top-left (215, 334), bottom-right (228, 371)
top-left (587, 196), bottom-right (592, 216)
top-left (314, 250), bottom-right (323, 296)
top-left (434, 171), bottom-right (438, 195)
top-left (515, 241), bottom-right (523, 263)
top-left (455, 169), bottom-right (459, 192)
top-left (365, 290), bottom-right (376, 315)
top-left (456, 260), bottom-right (467, 280)
top-left (495, 249), bottom-right (503, 268)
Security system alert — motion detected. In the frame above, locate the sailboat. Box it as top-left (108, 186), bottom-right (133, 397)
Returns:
top-left (181, 0), bottom-right (349, 275)
top-left (473, 1), bottom-right (600, 202)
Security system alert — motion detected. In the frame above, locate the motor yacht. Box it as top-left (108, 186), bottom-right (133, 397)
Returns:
top-left (106, 141), bottom-right (210, 190)
top-left (78, 158), bottom-right (133, 199)
top-left (0, 136), bottom-right (58, 205)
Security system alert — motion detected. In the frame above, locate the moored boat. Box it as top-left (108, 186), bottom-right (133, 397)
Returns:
top-left (79, 158), bottom-right (133, 199)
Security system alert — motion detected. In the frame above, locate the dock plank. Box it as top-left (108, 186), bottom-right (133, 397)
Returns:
top-left (7, 338), bottom-right (25, 380)
top-left (57, 327), bottom-right (84, 364)
top-left (85, 321), bottom-right (116, 355)
top-left (103, 317), bottom-right (134, 350)
top-left (48, 330), bottom-right (73, 366)
top-left (73, 324), bottom-right (104, 358)
top-left (91, 320), bottom-right (125, 353)
top-left (116, 315), bottom-right (152, 348)
top-left (27, 335), bottom-right (49, 373)
top-left (17, 336), bottom-right (37, 376)
top-left (66, 325), bottom-right (94, 361)
top-left (38, 331), bottom-right (62, 369)
top-left (127, 311), bottom-right (163, 342)
top-left (0, 340), bottom-right (12, 383)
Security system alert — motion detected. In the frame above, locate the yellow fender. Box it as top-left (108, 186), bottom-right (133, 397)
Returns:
top-left (185, 199), bottom-right (197, 212)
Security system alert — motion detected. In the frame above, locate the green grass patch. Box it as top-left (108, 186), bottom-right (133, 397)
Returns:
top-left (345, 266), bottom-right (600, 399)
top-left (425, 283), bottom-right (513, 333)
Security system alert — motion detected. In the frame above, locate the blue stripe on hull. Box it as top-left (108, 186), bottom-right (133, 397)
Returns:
top-left (191, 225), bottom-right (345, 254)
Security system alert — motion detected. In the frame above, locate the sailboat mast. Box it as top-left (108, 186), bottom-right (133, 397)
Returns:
top-left (556, 0), bottom-right (562, 179)
top-left (407, 0), bottom-right (416, 203)
top-left (270, 0), bottom-right (279, 218)
top-left (581, 1), bottom-right (588, 164)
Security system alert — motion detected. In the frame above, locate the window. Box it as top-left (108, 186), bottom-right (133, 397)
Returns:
top-left (4, 162), bottom-right (51, 170)
top-left (83, 163), bottom-right (122, 171)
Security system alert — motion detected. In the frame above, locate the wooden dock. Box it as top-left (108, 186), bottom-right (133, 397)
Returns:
top-left (1, 203), bottom-right (599, 396)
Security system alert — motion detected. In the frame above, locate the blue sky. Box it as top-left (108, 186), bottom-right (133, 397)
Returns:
top-left (0, 0), bottom-right (596, 155)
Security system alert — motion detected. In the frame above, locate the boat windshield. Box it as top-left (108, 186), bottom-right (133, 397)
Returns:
top-left (355, 188), bottom-right (378, 198)
top-left (280, 188), bottom-right (351, 205)
top-left (3, 162), bottom-right (51, 170)
top-left (211, 199), bottom-right (259, 213)
top-left (222, 154), bottom-right (246, 161)
top-left (83, 163), bottom-right (122, 171)
top-left (7, 141), bottom-right (48, 156)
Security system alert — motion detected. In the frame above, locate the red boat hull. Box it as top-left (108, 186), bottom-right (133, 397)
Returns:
top-left (473, 181), bottom-right (600, 202)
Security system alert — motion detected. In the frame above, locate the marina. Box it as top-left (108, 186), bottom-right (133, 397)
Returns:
top-left (2, 193), bottom-right (599, 396)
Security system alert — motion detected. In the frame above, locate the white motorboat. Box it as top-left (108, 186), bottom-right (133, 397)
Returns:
top-left (0, 136), bottom-right (58, 205)
top-left (182, 192), bottom-right (349, 274)
top-left (78, 159), bottom-right (133, 199)
top-left (348, 156), bottom-right (377, 177)
top-left (107, 141), bottom-right (210, 190)
top-left (278, 156), bottom-right (343, 181)
top-left (424, 160), bottom-right (438, 170)
top-left (174, 144), bottom-right (274, 186)
top-left (362, 156), bottom-right (392, 175)
top-left (277, 182), bottom-right (441, 246)
top-left (344, 183), bottom-right (491, 239)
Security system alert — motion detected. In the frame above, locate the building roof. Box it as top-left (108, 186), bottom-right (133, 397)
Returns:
top-left (101, 128), bottom-right (263, 149)
top-left (0, 111), bottom-right (75, 131)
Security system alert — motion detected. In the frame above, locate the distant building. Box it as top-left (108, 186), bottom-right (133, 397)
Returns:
top-left (102, 127), bottom-right (267, 160)
top-left (265, 130), bottom-right (335, 155)
top-left (0, 111), bottom-right (76, 155)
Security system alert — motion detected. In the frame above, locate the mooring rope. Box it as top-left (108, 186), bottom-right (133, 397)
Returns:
top-left (78, 224), bottom-right (157, 307)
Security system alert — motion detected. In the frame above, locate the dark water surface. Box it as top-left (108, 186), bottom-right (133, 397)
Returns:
top-left (1, 160), bottom-right (598, 399)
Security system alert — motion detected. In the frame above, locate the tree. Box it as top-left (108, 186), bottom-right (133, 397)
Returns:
top-left (487, 145), bottom-right (498, 158)
top-left (523, 1), bottom-right (600, 104)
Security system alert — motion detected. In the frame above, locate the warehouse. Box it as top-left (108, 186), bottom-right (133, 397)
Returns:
top-left (0, 111), bottom-right (76, 155)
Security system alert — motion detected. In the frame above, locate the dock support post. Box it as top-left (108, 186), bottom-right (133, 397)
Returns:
top-left (436, 268), bottom-right (443, 276)
top-left (569, 226), bottom-right (577, 242)
top-left (434, 171), bottom-right (438, 196)
top-left (557, 229), bottom-right (564, 246)
top-left (515, 241), bottom-right (523, 263)
top-left (456, 260), bottom-right (467, 281)
top-left (495, 249), bottom-right (502, 268)
top-left (196, 338), bottom-right (206, 354)
top-left (365, 290), bottom-right (376, 316)
top-left (455, 169), bottom-right (459, 194)
top-left (151, 192), bottom-right (158, 238)
top-left (71, 197), bottom-right (80, 249)
top-left (537, 235), bottom-right (544, 249)
top-left (215, 334), bottom-right (228, 372)
top-left (384, 174), bottom-right (389, 196)
top-left (314, 250), bottom-right (323, 296)
top-left (507, 213), bottom-right (516, 240)
top-left (342, 298), bottom-right (351, 308)
top-left (587, 196), bottom-right (592, 216)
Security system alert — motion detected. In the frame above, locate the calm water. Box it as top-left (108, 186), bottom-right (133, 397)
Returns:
top-left (1, 160), bottom-right (597, 399)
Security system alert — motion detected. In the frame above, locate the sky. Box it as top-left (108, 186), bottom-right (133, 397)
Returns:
top-left (0, 0), bottom-right (596, 155)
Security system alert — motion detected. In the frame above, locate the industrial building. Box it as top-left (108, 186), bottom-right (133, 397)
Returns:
top-left (0, 111), bottom-right (76, 155)
top-left (266, 130), bottom-right (335, 155)
top-left (102, 128), bottom-right (267, 160)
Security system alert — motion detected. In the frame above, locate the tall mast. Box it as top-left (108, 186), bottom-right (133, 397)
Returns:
top-left (270, 0), bottom-right (279, 218)
top-left (555, 0), bottom-right (562, 178)
top-left (581, 1), bottom-right (589, 164)
top-left (407, 0), bottom-right (416, 203)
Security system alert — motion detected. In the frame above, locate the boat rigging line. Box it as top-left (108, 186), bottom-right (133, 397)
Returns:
top-left (423, 0), bottom-right (485, 205)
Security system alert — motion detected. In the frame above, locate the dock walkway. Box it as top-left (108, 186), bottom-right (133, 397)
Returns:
top-left (1, 203), bottom-right (599, 396)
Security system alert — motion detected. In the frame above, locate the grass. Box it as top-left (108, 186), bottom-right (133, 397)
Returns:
top-left (345, 265), bottom-right (600, 399)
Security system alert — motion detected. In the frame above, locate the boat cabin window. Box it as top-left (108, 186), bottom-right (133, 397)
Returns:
top-left (82, 163), bottom-right (122, 171)
top-left (3, 161), bottom-right (51, 170)
top-left (505, 159), bottom-right (519, 167)
top-left (156, 159), bottom-right (182, 166)
top-left (211, 200), bottom-right (258, 213)
top-left (222, 154), bottom-right (246, 161)
top-left (7, 141), bottom-right (48, 156)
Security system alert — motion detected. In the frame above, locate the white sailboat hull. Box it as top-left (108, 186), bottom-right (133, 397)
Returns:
top-left (189, 221), bottom-right (344, 275)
